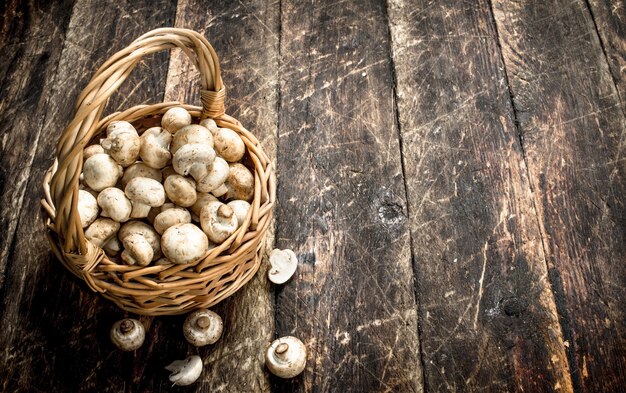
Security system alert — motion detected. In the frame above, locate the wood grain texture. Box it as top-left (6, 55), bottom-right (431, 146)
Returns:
top-left (0, 0), bottom-right (176, 391)
top-left (492, 0), bottom-right (626, 391)
top-left (160, 0), bottom-right (279, 391)
top-left (274, 0), bottom-right (423, 391)
top-left (0, 0), bottom-right (74, 290)
top-left (588, 0), bottom-right (626, 112)
top-left (388, 0), bottom-right (573, 391)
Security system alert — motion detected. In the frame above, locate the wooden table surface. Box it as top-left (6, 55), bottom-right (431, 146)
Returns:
top-left (1, 0), bottom-right (624, 392)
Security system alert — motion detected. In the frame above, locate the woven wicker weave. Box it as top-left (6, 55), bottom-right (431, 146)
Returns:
top-left (41, 28), bottom-right (275, 316)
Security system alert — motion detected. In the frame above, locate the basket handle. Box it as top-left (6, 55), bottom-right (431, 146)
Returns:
top-left (49, 28), bottom-right (225, 262)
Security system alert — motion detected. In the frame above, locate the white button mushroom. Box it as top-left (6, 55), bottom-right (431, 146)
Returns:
top-left (139, 126), bottom-right (172, 169)
top-left (161, 223), bottom-right (209, 265)
top-left (78, 189), bottom-right (99, 228)
top-left (200, 201), bottom-right (238, 244)
top-left (165, 355), bottom-right (203, 386)
top-left (161, 107), bottom-right (192, 134)
top-left (153, 207), bottom-right (192, 235)
top-left (213, 127), bottom-right (245, 162)
top-left (182, 309), bottom-right (223, 347)
top-left (227, 200), bottom-right (251, 228)
top-left (83, 153), bottom-right (123, 192)
top-left (121, 162), bottom-right (163, 188)
top-left (211, 184), bottom-right (228, 198)
top-left (124, 177), bottom-right (166, 218)
top-left (164, 175), bottom-right (197, 208)
top-left (170, 124), bottom-right (214, 154)
top-left (83, 144), bottom-right (105, 161)
top-left (268, 249), bottom-right (298, 284)
top-left (196, 157), bottom-right (229, 193)
top-left (119, 221), bottom-right (161, 266)
top-left (199, 118), bottom-right (218, 133)
top-left (172, 143), bottom-right (216, 182)
top-left (190, 193), bottom-right (218, 222)
top-left (224, 163), bottom-right (254, 202)
top-left (85, 218), bottom-right (120, 248)
top-left (97, 187), bottom-right (132, 223)
top-left (101, 121), bottom-right (141, 167)
top-left (110, 318), bottom-right (145, 351)
top-left (265, 336), bottom-right (307, 378)
top-left (161, 165), bottom-right (177, 181)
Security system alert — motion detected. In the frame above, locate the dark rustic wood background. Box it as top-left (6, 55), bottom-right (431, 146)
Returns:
top-left (1, 0), bottom-right (624, 392)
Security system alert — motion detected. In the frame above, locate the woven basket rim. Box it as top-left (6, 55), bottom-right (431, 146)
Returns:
top-left (41, 28), bottom-right (276, 316)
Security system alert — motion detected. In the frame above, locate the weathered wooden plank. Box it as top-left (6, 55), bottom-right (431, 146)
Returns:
top-left (588, 0), bottom-right (626, 112)
top-left (0, 0), bottom-right (74, 290)
top-left (137, 0), bottom-right (280, 391)
top-left (0, 1), bottom-right (176, 391)
top-left (388, 0), bottom-right (573, 391)
top-left (492, 0), bottom-right (626, 391)
top-left (274, 1), bottom-right (423, 391)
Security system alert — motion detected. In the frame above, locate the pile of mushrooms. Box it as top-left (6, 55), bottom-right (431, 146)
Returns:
top-left (78, 107), bottom-right (254, 267)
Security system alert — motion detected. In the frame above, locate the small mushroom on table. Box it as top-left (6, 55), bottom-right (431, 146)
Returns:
top-left (265, 336), bottom-right (307, 378)
top-left (110, 318), bottom-right (145, 351)
top-left (268, 249), bottom-right (298, 284)
top-left (183, 309), bottom-right (223, 346)
top-left (165, 355), bottom-right (203, 386)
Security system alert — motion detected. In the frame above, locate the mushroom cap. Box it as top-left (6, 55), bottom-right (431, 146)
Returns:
top-left (199, 118), bottom-right (218, 133)
top-left (85, 218), bottom-right (120, 248)
top-left (110, 318), bottom-right (145, 351)
top-left (190, 193), bottom-right (218, 221)
top-left (196, 157), bottom-right (229, 193)
top-left (78, 189), bottom-right (99, 228)
top-left (200, 201), bottom-right (238, 244)
top-left (161, 107), bottom-right (192, 134)
top-left (154, 207), bottom-right (192, 235)
top-left (213, 127), bottom-right (245, 162)
top-left (83, 144), bottom-right (105, 161)
top-left (166, 355), bottom-right (203, 386)
top-left (119, 221), bottom-right (161, 266)
top-left (161, 223), bottom-right (209, 264)
top-left (183, 309), bottom-right (223, 346)
top-left (268, 249), bottom-right (298, 284)
top-left (227, 200), bottom-right (251, 228)
top-left (101, 122), bottom-right (141, 167)
top-left (83, 154), bottom-right (123, 191)
top-left (106, 121), bottom-right (136, 136)
top-left (121, 162), bottom-right (163, 188)
top-left (224, 163), bottom-right (254, 202)
top-left (139, 126), bottom-right (172, 169)
top-left (125, 177), bottom-right (166, 217)
top-left (172, 143), bottom-right (216, 181)
top-left (97, 187), bottom-right (132, 223)
top-left (164, 175), bottom-right (197, 207)
top-left (171, 124), bottom-right (214, 154)
top-left (265, 336), bottom-right (307, 378)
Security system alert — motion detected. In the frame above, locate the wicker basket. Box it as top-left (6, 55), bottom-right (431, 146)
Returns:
top-left (41, 28), bottom-right (275, 316)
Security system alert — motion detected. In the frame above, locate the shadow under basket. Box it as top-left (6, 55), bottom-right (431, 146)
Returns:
top-left (41, 28), bottom-right (275, 316)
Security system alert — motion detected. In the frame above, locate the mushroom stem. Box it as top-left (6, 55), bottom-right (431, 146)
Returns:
top-left (217, 205), bottom-right (233, 219)
top-left (275, 343), bottom-right (289, 356)
top-left (120, 319), bottom-right (134, 334)
top-left (131, 203), bottom-right (151, 218)
top-left (196, 316), bottom-right (211, 329)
